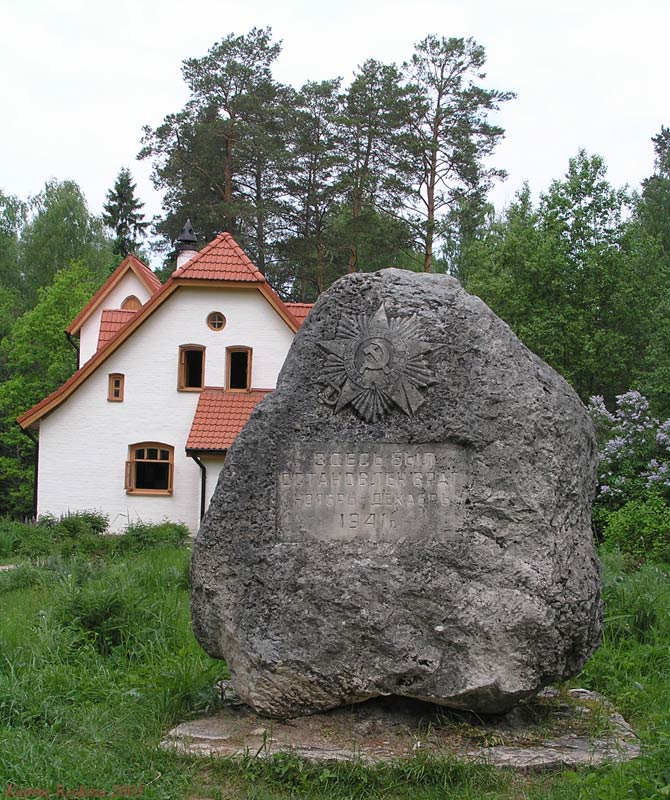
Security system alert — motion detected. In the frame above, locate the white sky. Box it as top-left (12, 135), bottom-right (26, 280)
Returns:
top-left (2, 0), bottom-right (669, 232)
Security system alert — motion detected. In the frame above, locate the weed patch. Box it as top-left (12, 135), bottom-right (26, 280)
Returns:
top-left (1, 545), bottom-right (670, 799)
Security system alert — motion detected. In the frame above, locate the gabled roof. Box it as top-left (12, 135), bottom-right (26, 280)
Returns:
top-left (285, 303), bottom-right (314, 324)
top-left (173, 232), bottom-right (265, 282)
top-left (67, 254), bottom-right (162, 336)
top-left (186, 388), bottom-right (271, 452)
top-left (17, 232), bottom-right (301, 430)
top-left (97, 309), bottom-right (137, 350)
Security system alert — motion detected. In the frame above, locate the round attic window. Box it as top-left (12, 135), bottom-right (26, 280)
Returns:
top-left (207, 311), bottom-right (226, 331)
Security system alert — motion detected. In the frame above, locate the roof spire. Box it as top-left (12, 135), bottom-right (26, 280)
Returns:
top-left (175, 219), bottom-right (198, 269)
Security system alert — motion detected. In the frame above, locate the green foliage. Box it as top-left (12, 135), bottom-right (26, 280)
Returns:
top-left (602, 494), bottom-right (670, 563)
top-left (0, 561), bottom-right (47, 594)
top-left (334, 59), bottom-right (418, 276)
top-left (0, 261), bottom-right (101, 516)
top-left (0, 190), bottom-right (26, 295)
top-left (103, 167), bottom-right (149, 257)
top-left (116, 521), bottom-right (189, 552)
top-left (278, 78), bottom-right (345, 298)
top-left (18, 179), bottom-right (114, 305)
top-left (587, 391), bottom-right (670, 563)
top-left (403, 35), bottom-right (515, 272)
top-left (467, 153), bottom-right (660, 404)
top-left (140, 29), bottom-right (513, 293)
top-left (140, 26), bottom-right (287, 269)
top-left (0, 513), bottom-right (189, 560)
top-left (0, 513), bottom-right (111, 559)
top-left (588, 392), bottom-right (669, 508)
top-left (599, 552), bottom-right (670, 642)
top-left (220, 749), bottom-right (505, 799)
top-left (2, 544), bottom-right (670, 798)
top-left (0, 547), bottom-right (225, 795)
top-left (637, 292), bottom-right (670, 418)
top-left (54, 577), bottom-right (131, 653)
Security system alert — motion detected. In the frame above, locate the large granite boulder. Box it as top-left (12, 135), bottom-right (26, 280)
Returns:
top-left (191, 269), bottom-right (602, 718)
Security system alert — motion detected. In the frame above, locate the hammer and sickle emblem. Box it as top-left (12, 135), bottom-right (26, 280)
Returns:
top-left (360, 341), bottom-right (391, 374)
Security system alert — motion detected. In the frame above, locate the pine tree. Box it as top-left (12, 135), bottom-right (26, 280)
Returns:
top-left (402, 36), bottom-right (514, 272)
top-left (103, 168), bottom-right (149, 257)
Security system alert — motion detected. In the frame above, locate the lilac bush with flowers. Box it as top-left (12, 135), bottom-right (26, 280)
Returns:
top-left (589, 391), bottom-right (670, 560)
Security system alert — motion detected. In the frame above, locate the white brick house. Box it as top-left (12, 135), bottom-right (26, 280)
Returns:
top-left (18, 229), bottom-right (312, 532)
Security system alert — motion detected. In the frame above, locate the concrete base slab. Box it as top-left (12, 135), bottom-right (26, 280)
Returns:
top-left (161, 686), bottom-right (639, 772)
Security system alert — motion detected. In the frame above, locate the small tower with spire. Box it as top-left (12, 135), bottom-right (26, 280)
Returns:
top-left (175, 219), bottom-right (198, 269)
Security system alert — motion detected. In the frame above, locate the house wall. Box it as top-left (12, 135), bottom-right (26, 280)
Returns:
top-left (37, 285), bottom-right (294, 532)
top-left (79, 272), bottom-right (155, 364)
top-left (202, 457), bottom-right (226, 512)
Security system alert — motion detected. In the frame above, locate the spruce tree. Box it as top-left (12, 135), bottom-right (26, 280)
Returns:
top-left (103, 168), bottom-right (149, 257)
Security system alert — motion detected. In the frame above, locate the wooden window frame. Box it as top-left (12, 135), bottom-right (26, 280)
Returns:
top-left (226, 346), bottom-right (253, 392)
top-left (121, 295), bottom-right (142, 311)
top-left (207, 311), bottom-right (226, 331)
top-left (108, 373), bottom-right (125, 402)
top-left (125, 442), bottom-right (174, 495)
top-left (178, 344), bottom-right (206, 392)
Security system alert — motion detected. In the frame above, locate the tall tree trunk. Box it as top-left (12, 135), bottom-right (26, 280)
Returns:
top-left (348, 189), bottom-right (362, 273)
top-left (254, 157), bottom-right (266, 270)
top-left (223, 116), bottom-right (236, 232)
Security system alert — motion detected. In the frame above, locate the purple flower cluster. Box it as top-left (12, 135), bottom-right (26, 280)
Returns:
top-left (588, 391), bottom-right (670, 502)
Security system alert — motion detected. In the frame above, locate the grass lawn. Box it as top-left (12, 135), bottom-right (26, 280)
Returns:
top-left (1, 531), bottom-right (670, 799)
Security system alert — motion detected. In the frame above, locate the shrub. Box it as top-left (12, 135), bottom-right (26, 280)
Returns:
top-left (12, 522), bottom-right (56, 557)
top-left (115, 521), bottom-right (189, 553)
top-left (603, 494), bottom-right (670, 563)
top-left (588, 391), bottom-right (670, 550)
top-left (588, 391), bottom-right (670, 511)
top-left (0, 514), bottom-right (192, 559)
top-left (54, 578), bottom-right (132, 654)
top-left (57, 511), bottom-right (109, 538)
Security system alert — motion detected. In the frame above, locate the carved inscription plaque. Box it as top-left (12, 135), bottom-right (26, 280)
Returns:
top-left (278, 443), bottom-right (469, 542)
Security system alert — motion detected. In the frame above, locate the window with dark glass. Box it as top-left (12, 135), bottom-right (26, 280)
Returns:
top-left (125, 443), bottom-right (174, 494)
top-left (226, 347), bottom-right (252, 391)
top-left (108, 373), bottom-right (124, 402)
top-left (178, 345), bottom-right (205, 390)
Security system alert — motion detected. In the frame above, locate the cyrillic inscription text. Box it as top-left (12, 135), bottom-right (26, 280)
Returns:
top-left (278, 443), bottom-right (469, 541)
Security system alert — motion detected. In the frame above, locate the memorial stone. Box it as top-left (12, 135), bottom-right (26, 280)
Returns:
top-left (191, 269), bottom-right (602, 718)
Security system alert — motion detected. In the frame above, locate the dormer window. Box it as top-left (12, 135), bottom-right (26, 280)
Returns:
top-left (121, 295), bottom-right (142, 311)
top-left (226, 346), bottom-right (252, 391)
top-left (108, 374), bottom-right (124, 402)
top-left (178, 345), bottom-right (205, 391)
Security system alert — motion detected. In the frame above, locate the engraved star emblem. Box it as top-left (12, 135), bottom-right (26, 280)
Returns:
top-left (318, 304), bottom-right (438, 423)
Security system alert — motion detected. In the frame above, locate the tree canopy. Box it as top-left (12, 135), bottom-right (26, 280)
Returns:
top-left (103, 168), bottom-right (149, 258)
top-left (5, 30), bottom-right (670, 521)
top-left (139, 27), bottom-right (512, 297)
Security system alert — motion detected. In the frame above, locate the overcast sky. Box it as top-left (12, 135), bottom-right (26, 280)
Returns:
top-left (2, 0), bottom-right (668, 234)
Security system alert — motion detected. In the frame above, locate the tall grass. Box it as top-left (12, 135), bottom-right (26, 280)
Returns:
top-left (0, 547), bottom-right (224, 798)
top-left (2, 543), bottom-right (670, 799)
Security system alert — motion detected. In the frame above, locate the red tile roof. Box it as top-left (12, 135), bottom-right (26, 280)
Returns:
top-left (174, 232), bottom-right (266, 282)
top-left (97, 309), bottom-right (137, 350)
top-left (285, 303), bottom-right (313, 325)
top-left (186, 388), bottom-right (271, 451)
top-left (17, 232), bottom-right (301, 430)
top-left (174, 232), bottom-right (301, 330)
top-left (67, 254), bottom-right (161, 335)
